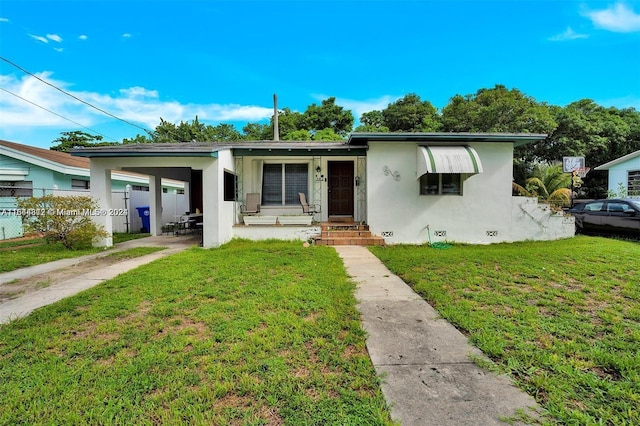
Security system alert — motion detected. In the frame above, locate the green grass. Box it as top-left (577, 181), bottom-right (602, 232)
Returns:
top-left (0, 233), bottom-right (153, 273)
top-left (0, 239), bottom-right (394, 425)
top-left (0, 242), bottom-right (107, 273)
top-left (370, 236), bottom-right (640, 425)
top-left (0, 237), bottom-right (45, 249)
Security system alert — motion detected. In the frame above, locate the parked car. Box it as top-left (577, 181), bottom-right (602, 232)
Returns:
top-left (567, 198), bottom-right (640, 237)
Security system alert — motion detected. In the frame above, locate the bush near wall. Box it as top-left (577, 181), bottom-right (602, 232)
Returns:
top-left (16, 195), bottom-right (107, 249)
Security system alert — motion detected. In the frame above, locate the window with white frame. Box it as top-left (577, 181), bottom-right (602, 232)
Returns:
top-left (262, 163), bottom-right (308, 205)
top-left (419, 174), bottom-right (462, 195)
top-left (629, 170), bottom-right (640, 196)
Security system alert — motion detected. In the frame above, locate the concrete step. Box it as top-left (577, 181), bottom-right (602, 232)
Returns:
top-left (314, 236), bottom-right (386, 246)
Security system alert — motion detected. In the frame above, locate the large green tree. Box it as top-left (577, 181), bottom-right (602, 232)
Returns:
top-left (381, 93), bottom-right (441, 132)
top-left (50, 131), bottom-right (119, 152)
top-left (302, 97), bottom-right (354, 136)
top-left (441, 85), bottom-right (556, 134)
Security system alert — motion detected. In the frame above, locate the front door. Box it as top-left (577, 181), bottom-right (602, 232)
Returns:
top-left (328, 161), bottom-right (354, 217)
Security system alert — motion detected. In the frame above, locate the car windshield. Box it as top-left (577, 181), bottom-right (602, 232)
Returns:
top-left (628, 199), bottom-right (640, 209)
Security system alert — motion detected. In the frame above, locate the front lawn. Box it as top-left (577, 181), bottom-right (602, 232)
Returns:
top-left (370, 236), bottom-right (640, 425)
top-left (0, 240), bottom-right (394, 425)
top-left (0, 233), bottom-right (151, 273)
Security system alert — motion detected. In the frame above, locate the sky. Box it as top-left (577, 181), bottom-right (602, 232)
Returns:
top-left (1, 0), bottom-right (639, 149)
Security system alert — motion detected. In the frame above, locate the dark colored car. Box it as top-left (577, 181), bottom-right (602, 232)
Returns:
top-left (567, 198), bottom-right (640, 237)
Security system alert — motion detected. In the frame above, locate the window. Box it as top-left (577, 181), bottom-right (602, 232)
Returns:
top-left (71, 179), bottom-right (89, 189)
top-left (0, 181), bottom-right (33, 197)
top-left (420, 174), bottom-right (462, 195)
top-left (131, 185), bottom-right (149, 192)
top-left (262, 163), bottom-right (308, 205)
top-left (224, 171), bottom-right (237, 201)
top-left (629, 170), bottom-right (640, 196)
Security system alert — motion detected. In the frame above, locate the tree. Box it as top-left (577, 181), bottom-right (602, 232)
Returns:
top-left (283, 129), bottom-right (312, 141)
top-left (355, 110), bottom-right (390, 132)
top-left (16, 195), bottom-right (107, 249)
top-left (441, 85), bottom-right (556, 134)
top-left (302, 97), bottom-right (354, 136)
top-left (206, 123), bottom-right (243, 142)
top-left (242, 122), bottom-right (273, 140)
top-left (381, 93), bottom-right (441, 132)
top-left (50, 131), bottom-right (119, 152)
top-left (312, 128), bottom-right (344, 141)
top-left (512, 163), bottom-right (572, 208)
top-left (540, 101), bottom-right (640, 197)
top-left (275, 108), bottom-right (305, 140)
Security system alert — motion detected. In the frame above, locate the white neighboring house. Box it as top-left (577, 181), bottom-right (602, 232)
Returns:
top-left (71, 133), bottom-right (575, 248)
top-left (594, 150), bottom-right (640, 197)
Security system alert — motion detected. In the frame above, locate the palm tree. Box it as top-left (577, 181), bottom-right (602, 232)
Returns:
top-left (513, 163), bottom-right (572, 207)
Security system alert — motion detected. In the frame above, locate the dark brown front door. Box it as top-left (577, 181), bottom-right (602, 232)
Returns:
top-left (328, 161), bottom-right (354, 217)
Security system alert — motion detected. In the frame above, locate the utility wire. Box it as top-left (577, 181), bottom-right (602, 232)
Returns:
top-left (1, 56), bottom-right (153, 134)
top-left (0, 87), bottom-right (118, 142)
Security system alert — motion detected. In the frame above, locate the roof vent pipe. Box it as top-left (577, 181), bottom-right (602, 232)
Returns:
top-left (273, 93), bottom-right (279, 141)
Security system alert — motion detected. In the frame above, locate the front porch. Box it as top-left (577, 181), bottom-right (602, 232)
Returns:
top-left (232, 220), bottom-right (386, 246)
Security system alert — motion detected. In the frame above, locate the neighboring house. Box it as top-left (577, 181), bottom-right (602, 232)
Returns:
top-left (72, 133), bottom-right (574, 248)
top-left (0, 140), bottom-right (185, 239)
top-left (594, 150), bottom-right (640, 197)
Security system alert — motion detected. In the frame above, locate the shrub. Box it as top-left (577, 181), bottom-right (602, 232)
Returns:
top-left (17, 195), bottom-right (108, 249)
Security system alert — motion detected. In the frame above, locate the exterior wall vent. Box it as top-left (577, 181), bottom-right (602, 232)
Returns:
top-left (433, 230), bottom-right (446, 237)
top-left (486, 231), bottom-right (498, 237)
top-left (381, 231), bottom-right (393, 237)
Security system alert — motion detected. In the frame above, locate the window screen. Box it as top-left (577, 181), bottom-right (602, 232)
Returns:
top-left (262, 163), bottom-right (308, 206)
top-left (262, 164), bottom-right (283, 205)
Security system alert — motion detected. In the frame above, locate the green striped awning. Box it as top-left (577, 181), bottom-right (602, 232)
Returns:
top-left (417, 146), bottom-right (483, 177)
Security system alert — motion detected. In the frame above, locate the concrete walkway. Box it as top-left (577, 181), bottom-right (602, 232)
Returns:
top-left (0, 235), bottom-right (198, 324)
top-left (334, 246), bottom-right (540, 426)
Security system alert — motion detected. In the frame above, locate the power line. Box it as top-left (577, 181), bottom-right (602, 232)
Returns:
top-left (1, 56), bottom-right (153, 134)
top-left (0, 87), bottom-right (118, 142)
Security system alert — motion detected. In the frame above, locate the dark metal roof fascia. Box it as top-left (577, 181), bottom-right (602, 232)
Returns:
top-left (71, 150), bottom-right (219, 158)
top-left (347, 132), bottom-right (547, 147)
top-left (233, 147), bottom-right (367, 157)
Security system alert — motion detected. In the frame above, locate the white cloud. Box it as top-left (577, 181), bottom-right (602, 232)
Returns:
top-left (54, 48), bottom-right (64, 53)
top-left (119, 87), bottom-right (159, 99)
top-left (0, 72), bottom-right (274, 132)
top-left (583, 2), bottom-right (640, 32)
top-left (122, 33), bottom-right (131, 38)
top-left (0, 17), bottom-right (9, 22)
top-left (78, 35), bottom-right (88, 40)
top-left (47, 34), bottom-right (63, 42)
top-left (549, 26), bottom-right (588, 41)
top-left (29, 34), bottom-right (48, 43)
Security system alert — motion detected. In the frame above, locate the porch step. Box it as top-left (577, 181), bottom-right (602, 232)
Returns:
top-left (314, 222), bottom-right (385, 246)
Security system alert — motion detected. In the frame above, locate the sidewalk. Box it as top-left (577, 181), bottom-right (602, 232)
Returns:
top-left (334, 246), bottom-right (541, 426)
top-left (0, 235), bottom-right (198, 324)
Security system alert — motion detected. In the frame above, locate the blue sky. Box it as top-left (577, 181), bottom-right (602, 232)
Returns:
top-left (1, 0), bottom-right (639, 149)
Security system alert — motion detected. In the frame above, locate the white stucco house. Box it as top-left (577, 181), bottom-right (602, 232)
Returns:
top-left (71, 133), bottom-right (574, 248)
top-left (594, 150), bottom-right (640, 197)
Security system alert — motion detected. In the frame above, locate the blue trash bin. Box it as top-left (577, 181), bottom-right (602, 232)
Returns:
top-left (136, 206), bottom-right (150, 233)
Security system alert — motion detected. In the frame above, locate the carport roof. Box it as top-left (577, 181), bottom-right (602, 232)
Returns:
top-left (70, 141), bottom-right (358, 157)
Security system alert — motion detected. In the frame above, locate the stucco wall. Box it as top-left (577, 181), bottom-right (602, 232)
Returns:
top-left (606, 156), bottom-right (640, 195)
top-left (366, 141), bottom-right (574, 244)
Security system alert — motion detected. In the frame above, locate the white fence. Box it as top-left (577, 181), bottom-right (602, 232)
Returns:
top-left (0, 187), bottom-right (188, 239)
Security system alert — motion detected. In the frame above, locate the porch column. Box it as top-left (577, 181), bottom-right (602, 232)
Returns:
top-left (149, 175), bottom-right (163, 236)
top-left (201, 163), bottom-right (219, 248)
top-left (90, 161), bottom-right (113, 247)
